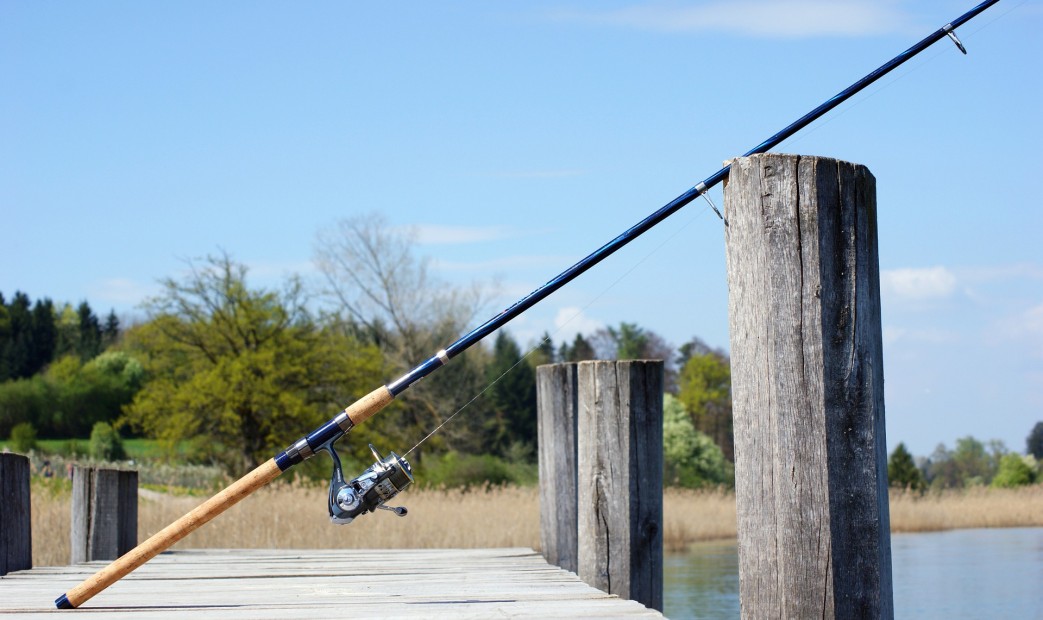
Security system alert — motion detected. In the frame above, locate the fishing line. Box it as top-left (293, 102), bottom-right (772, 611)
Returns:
top-left (405, 199), bottom-right (720, 455)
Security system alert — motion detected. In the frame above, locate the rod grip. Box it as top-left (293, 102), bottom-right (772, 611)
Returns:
top-left (346, 385), bottom-right (394, 426)
top-left (56, 458), bottom-right (282, 609)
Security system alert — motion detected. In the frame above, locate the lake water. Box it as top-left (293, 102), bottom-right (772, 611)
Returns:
top-left (663, 527), bottom-right (1043, 619)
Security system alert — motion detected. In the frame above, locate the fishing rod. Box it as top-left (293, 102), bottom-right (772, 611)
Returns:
top-left (56, 0), bottom-right (1000, 609)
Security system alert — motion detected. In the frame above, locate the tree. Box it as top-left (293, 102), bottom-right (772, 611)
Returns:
top-left (1027, 422), bottom-right (1043, 460)
top-left (29, 298), bottom-right (57, 374)
top-left (559, 333), bottom-right (595, 362)
top-left (102, 310), bottom-right (121, 348)
top-left (76, 301), bottom-right (103, 360)
top-left (991, 453), bottom-right (1037, 488)
top-left (483, 331), bottom-right (537, 460)
top-left (9, 421), bottom-right (38, 453)
top-left (662, 394), bottom-right (731, 488)
top-left (123, 253), bottom-right (384, 474)
top-left (53, 303), bottom-right (78, 359)
top-left (925, 437), bottom-right (1004, 488)
top-left (526, 332), bottom-right (555, 369)
top-left (678, 351), bottom-right (733, 461)
top-left (89, 421), bottom-right (125, 461)
top-left (313, 214), bottom-right (495, 461)
top-left (0, 292), bottom-right (33, 380)
top-left (0, 292), bottom-right (9, 380)
top-left (586, 322), bottom-right (680, 391)
top-left (887, 443), bottom-right (925, 491)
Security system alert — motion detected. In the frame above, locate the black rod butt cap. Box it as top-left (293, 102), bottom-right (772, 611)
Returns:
top-left (55, 594), bottom-right (74, 609)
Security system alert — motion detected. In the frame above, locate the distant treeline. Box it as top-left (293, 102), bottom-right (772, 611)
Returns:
top-left (888, 424), bottom-right (1043, 491)
top-left (0, 291), bottom-right (119, 381)
top-left (0, 218), bottom-right (735, 487)
top-left (0, 291), bottom-right (138, 438)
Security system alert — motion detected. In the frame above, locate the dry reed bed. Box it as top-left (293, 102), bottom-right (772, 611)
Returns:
top-left (888, 485), bottom-right (1043, 532)
top-left (28, 482), bottom-right (1043, 567)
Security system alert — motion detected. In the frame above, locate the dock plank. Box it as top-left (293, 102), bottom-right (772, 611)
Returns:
top-left (0, 548), bottom-right (663, 618)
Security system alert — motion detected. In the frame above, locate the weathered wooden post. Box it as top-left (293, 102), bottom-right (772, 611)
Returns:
top-left (1, 453), bottom-right (32, 575)
top-left (576, 359), bottom-right (664, 612)
top-left (71, 467), bottom-right (138, 563)
top-left (724, 153), bottom-right (893, 618)
top-left (537, 362), bottom-right (579, 573)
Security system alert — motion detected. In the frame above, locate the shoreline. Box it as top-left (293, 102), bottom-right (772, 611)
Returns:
top-left (26, 480), bottom-right (1043, 566)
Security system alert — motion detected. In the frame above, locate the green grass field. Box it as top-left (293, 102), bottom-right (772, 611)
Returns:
top-left (1, 437), bottom-right (191, 460)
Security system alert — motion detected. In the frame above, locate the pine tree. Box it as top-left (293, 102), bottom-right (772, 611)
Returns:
top-left (887, 442), bottom-right (926, 491)
top-left (76, 301), bottom-right (103, 360)
top-left (1027, 422), bottom-right (1043, 460)
top-left (559, 333), bottom-right (595, 362)
top-left (484, 331), bottom-right (537, 459)
top-left (29, 298), bottom-right (57, 374)
top-left (4, 292), bottom-right (34, 379)
top-left (102, 310), bottom-right (121, 347)
top-left (0, 292), bottom-right (10, 381)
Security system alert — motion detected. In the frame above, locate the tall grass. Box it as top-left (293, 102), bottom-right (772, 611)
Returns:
top-left (26, 480), bottom-right (1043, 568)
top-left (888, 485), bottom-right (1043, 532)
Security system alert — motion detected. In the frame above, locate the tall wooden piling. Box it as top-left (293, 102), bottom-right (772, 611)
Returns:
top-left (537, 362), bottom-right (580, 573)
top-left (724, 153), bottom-right (893, 618)
top-left (0, 453), bottom-right (32, 575)
top-left (576, 359), bottom-right (664, 612)
top-left (71, 467), bottom-right (138, 564)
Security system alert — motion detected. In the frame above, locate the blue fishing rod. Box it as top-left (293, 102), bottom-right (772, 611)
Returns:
top-left (57, 0), bottom-right (1000, 609)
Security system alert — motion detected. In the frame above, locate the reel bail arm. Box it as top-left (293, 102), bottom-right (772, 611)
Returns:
top-left (320, 440), bottom-right (414, 524)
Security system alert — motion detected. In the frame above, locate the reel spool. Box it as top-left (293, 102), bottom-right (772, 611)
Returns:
top-left (322, 441), bottom-right (413, 524)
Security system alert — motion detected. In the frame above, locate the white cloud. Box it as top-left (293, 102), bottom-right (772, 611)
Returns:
top-left (550, 0), bottom-right (911, 38)
top-left (881, 266), bottom-right (957, 302)
top-left (553, 306), bottom-right (605, 342)
top-left (882, 325), bottom-right (956, 347)
top-left (413, 224), bottom-right (515, 245)
top-left (989, 302), bottom-right (1043, 359)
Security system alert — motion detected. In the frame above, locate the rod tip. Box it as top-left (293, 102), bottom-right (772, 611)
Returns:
top-left (55, 594), bottom-right (74, 609)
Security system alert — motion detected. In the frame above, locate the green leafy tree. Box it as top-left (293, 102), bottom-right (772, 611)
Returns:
top-left (1027, 422), bottom-right (1043, 460)
top-left (926, 437), bottom-right (1004, 488)
top-left (53, 303), bottom-right (81, 359)
top-left (0, 351), bottom-right (143, 438)
top-left (991, 453), bottom-right (1038, 488)
top-left (887, 442), bottom-right (925, 490)
top-left (526, 332), bottom-right (556, 369)
top-left (590, 322), bottom-right (678, 391)
top-left (123, 253), bottom-right (384, 474)
top-left (662, 394), bottom-right (732, 488)
top-left (678, 351), bottom-right (733, 461)
top-left (9, 421), bottom-right (38, 453)
top-left (89, 421), bottom-right (125, 461)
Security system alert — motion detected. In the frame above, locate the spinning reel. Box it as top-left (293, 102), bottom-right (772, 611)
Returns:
top-left (320, 440), bottom-right (414, 524)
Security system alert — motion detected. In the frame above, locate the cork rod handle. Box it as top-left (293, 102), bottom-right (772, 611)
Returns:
top-left (56, 458), bottom-right (283, 609)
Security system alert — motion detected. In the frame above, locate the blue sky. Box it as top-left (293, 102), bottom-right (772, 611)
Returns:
top-left (2, 1), bottom-right (1040, 458)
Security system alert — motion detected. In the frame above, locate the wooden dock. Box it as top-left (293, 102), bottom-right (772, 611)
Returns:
top-left (0, 548), bottom-right (663, 618)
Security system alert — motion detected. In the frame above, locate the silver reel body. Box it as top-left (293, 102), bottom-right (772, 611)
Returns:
top-left (323, 442), bottom-right (413, 524)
